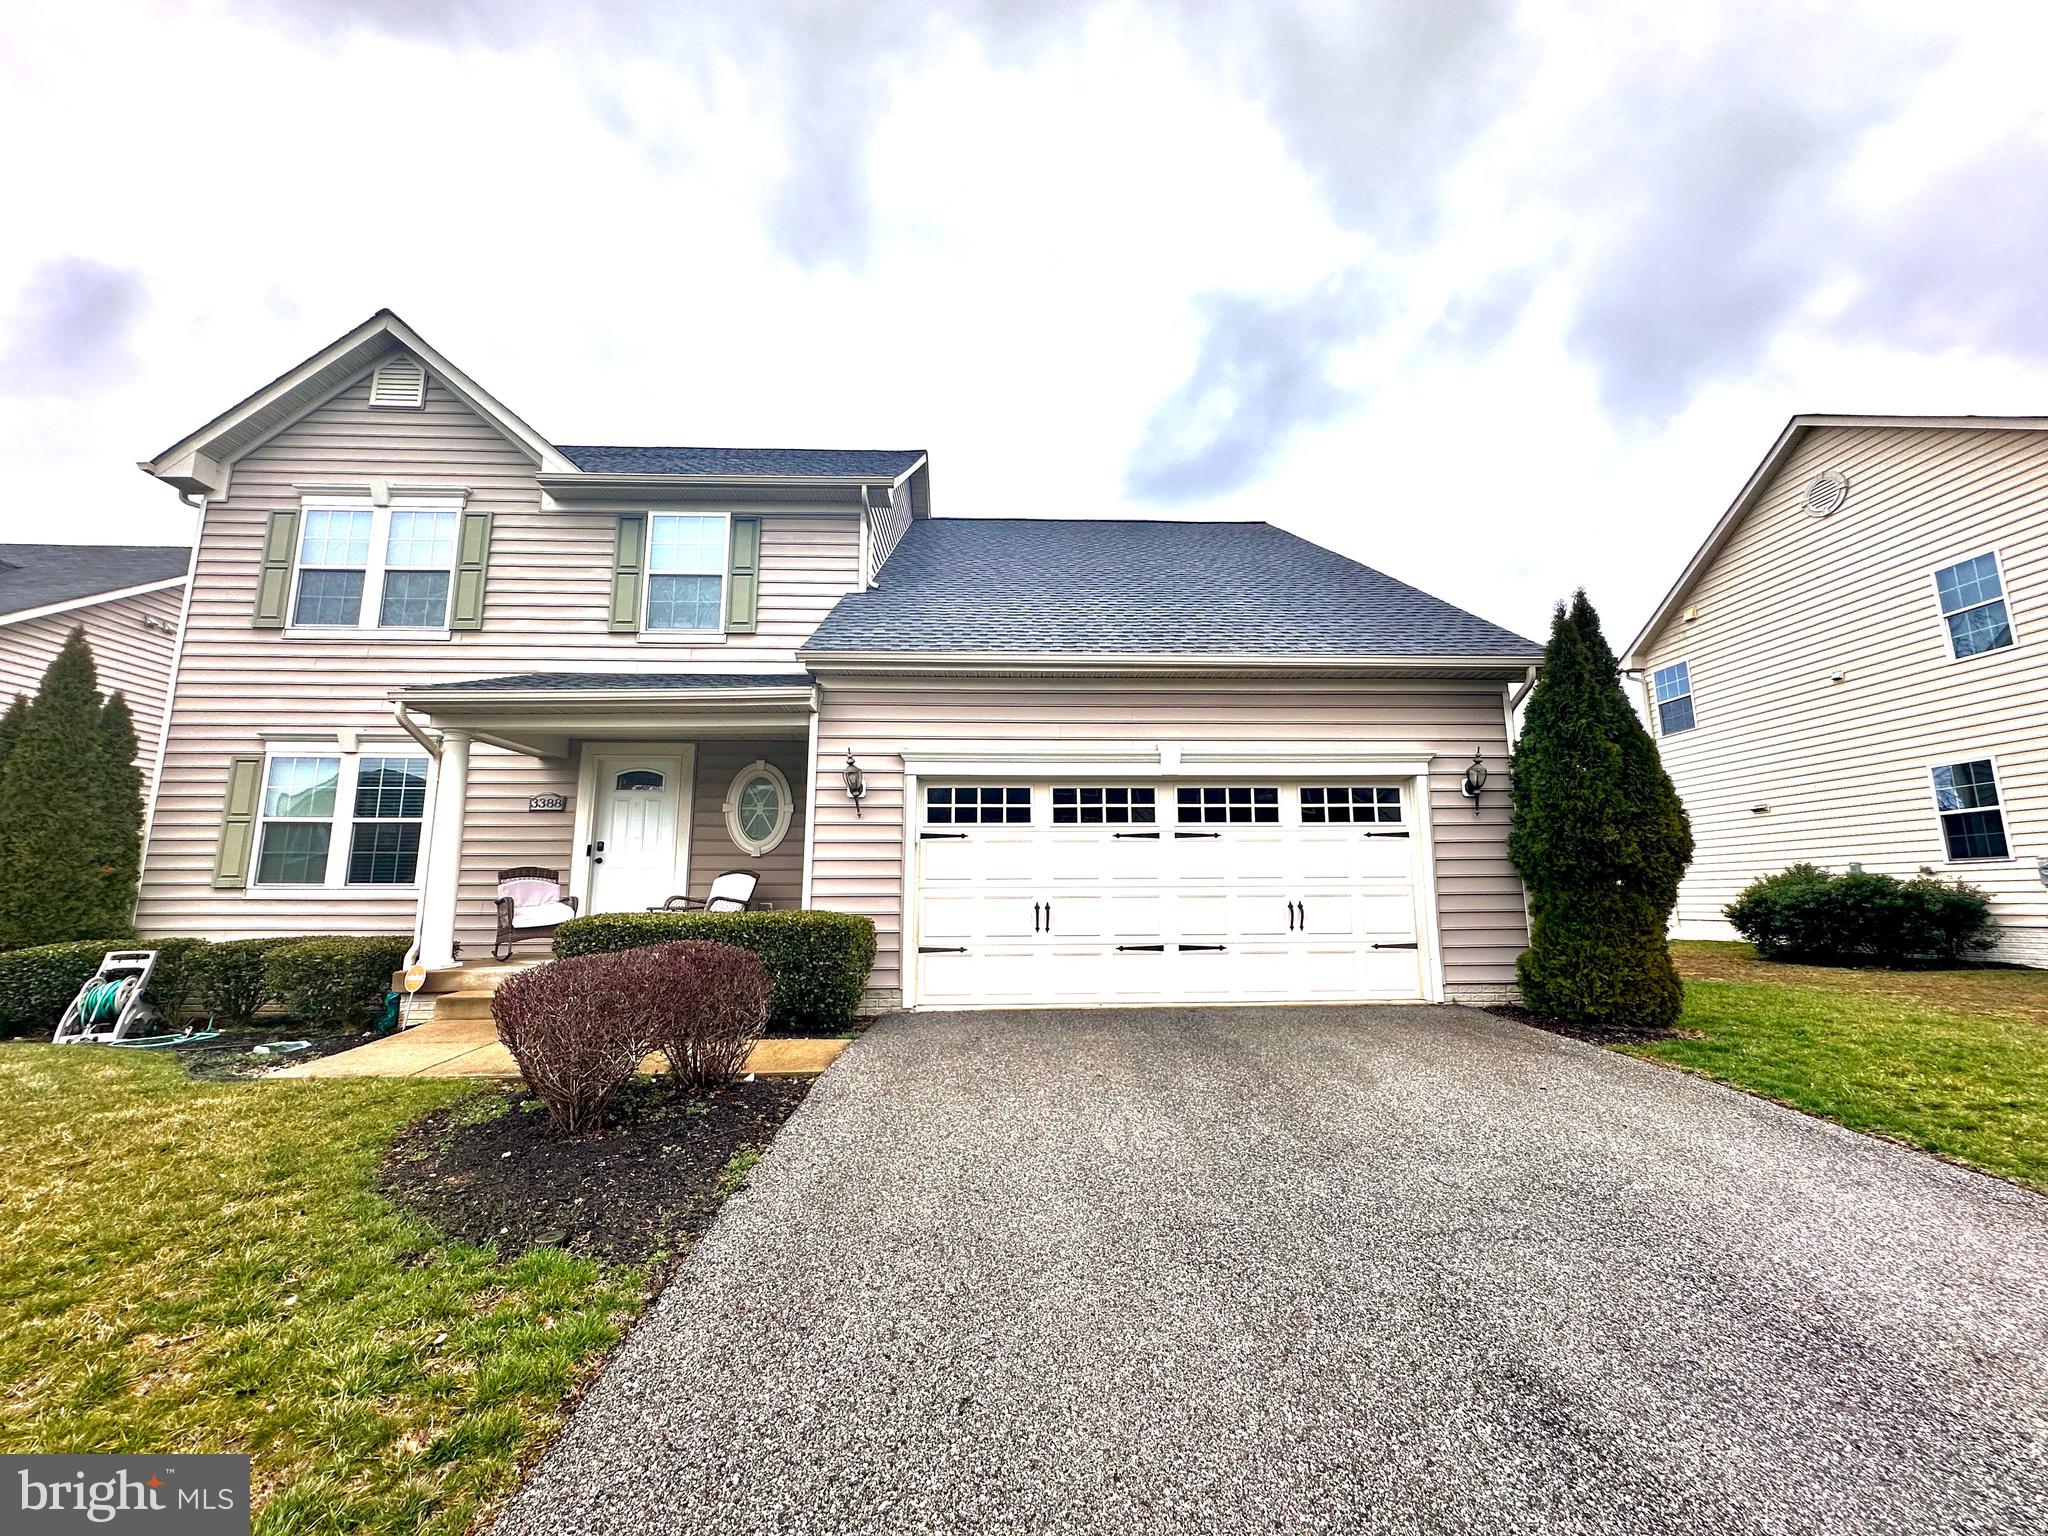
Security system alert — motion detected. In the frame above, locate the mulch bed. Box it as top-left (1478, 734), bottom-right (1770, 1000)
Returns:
top-left (379, 1075), bottom-right (813, 1267)
top-left (1481, 1003), bottom-right (1695, 1047)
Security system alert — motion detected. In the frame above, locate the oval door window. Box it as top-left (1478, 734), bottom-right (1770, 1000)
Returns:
top-left (614, 770), bottom-right (665, 791)
top-left (725, 761), bottom-right (793, 855)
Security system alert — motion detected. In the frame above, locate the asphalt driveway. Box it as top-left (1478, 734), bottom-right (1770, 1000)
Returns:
top-left (498, 1006), bottom-right (2048, 1536)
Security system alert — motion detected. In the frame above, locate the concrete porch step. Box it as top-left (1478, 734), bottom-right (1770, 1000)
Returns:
top-left (431, 990), bottom-right (501, 1023)
top-left (392, 958), bottom-right (549, 997)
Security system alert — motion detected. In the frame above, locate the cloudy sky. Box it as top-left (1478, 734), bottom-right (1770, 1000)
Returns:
top-left (2, 1), bottom-right (2045, 644)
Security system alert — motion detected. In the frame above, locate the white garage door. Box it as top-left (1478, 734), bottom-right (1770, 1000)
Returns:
top-left (914, 780), bottom-right (1426, 1006)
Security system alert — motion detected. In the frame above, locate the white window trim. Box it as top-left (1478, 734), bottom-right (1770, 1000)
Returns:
top-left (249, 742), bottom-right (436, 892)
top-left (641, 510), bottom-right (731, 636)
top-left (723, 760), bottom-right (795, 856)
top-left (285, 494), bottom-right (465, 639)
top-left (1930, 547), bottom-right (2018, 664)
top-left (1924, 751), bottom-right (2013, 864)
top-left (1649, 658), bottom-right (1696, 736)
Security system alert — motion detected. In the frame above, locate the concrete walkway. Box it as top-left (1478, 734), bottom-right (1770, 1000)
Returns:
top-left (497, 1004), bottom-right (2048, 1536)
top-left (275, 1015), bottom-right (846, 1078)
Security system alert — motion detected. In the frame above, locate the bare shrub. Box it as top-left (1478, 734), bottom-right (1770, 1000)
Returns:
top-left (646, 940), bottom-right (773, 1090)
top-left (491, 953), bottom-right (660, 1135)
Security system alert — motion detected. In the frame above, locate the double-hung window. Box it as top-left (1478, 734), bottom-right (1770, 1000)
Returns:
top-left (254, 749), bottom-right (430, 886)
top-left (1933, 553), bottom-right (2014, 659)
top-left (1930, 758), bottom-right (2009, 861)
top-left (645, 513), bottom-right (727, 631)
top-left (291, 498), bottom-right (461, 632)
top-left (1651, 661), bottom-right (1695, 735)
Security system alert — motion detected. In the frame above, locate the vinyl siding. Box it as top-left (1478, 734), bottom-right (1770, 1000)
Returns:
top-left (0, 585), bottom-right (184, 788)
top-left (1640, 424), bottom-right (2048, 965)
top-left (807, 678), bottom-right (1525, 1003)
top-left (868, 496), bottom-right (912, 576)
top-left (137, 367), bottom-right (857, 943)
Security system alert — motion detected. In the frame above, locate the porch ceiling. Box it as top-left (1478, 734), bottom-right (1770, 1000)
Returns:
top-left (392, 673), bottom-right (815, 758)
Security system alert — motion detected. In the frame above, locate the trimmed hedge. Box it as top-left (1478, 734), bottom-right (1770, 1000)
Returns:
top-left (553, 909), bottom-right (876, 1030)
top-left (1726, 864), bottom-right (1995, 964)
top-left (193, 936), bottom-right (287, 1027)
top-left (263, 936), bottom-right (413, 1029)
top-left (0, 936), bottom-right (207, 1037)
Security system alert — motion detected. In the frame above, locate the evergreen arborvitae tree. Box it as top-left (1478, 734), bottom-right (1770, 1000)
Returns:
top-left (95, 690), bottom-right (145, 929)
top-left (0, 694), bottom-right (25, 778)
top-left (1508, 591), bottom-right (1694, 1030)
top-left (0, 629), bottom-right (134, 946)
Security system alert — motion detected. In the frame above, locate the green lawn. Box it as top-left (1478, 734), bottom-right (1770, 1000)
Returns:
top-left (1634, 942), bottom-right (2048, 1191)
top-left (0, 1046), bottom-right (645, 1535)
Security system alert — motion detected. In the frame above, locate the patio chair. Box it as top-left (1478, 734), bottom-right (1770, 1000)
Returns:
top-left (659, 869), bottom-right (759, 913)
top-left (493, 866), bottom-right (580, 959)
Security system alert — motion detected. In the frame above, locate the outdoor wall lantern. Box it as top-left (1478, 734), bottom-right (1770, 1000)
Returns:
top-left (841, 749), bottom-right (867, 816)
top-left (1460, 748), bottom-right (1489, 813)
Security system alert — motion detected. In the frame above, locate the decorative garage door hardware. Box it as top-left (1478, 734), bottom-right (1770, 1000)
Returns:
top-left (1174, 831), bottom-right (1221, 839)
top-left (1178, 943), bottom-right (1227, 952)
top-left (1114, 831), bottom-right (1160, 839)
top-left (1364, 830), bottom-right (1410, 839)
top-left (1373, 941), bottom-right (1419, 950)
top-left (1117, 943), bottom-right (1166, 952)
top-left (919, 831), bottom-right (968, 840)
top-left (919, 946), bottom-right (967, 954)
top-left (1032, 902), bottom-right (1053, 932)
top-left (1287, 901), bottom-right (1304, 930)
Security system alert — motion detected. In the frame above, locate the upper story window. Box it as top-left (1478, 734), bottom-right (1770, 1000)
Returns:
top-left (292, 499), bottom-right (460, 632)
top-left (646, 513), bottom-right (727, 631)
top-left (1651, 661), bottom-right (1695, 735)
top-left (1934, 552), bottom-right (2014, 659)
top-left (254, 748), bottom-right (429, 887)
top-left (1930, 758), bottom-right (2008, 861)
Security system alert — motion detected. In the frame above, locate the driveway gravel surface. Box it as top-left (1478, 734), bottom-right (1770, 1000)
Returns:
top-left (496, 1005), bottom-right (2048, 1536)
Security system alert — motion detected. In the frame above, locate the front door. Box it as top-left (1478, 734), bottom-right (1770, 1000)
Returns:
top-left (588, 751), bottom-right (689, 913)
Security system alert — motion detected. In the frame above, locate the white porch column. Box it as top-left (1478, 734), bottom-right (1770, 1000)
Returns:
top-left (419, 729), bottom-right (471, 969)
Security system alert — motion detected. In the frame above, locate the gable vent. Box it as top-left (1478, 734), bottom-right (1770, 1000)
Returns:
top-left (368, 356), bottom-right (426, 410)
top-left (1803, 470), bottom-right (1849, 518)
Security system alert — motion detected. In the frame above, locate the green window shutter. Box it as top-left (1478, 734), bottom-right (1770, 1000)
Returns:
top-left (449, 509), bottom-right (492, 630)
top-left (213, 755), bottom-right (264, 888)
top-left (252, 509), bottom-right (299, 629)
top-left (725, 515), bottom-right (761, 633)
top-left (608, 513), bottom-right (646, 633)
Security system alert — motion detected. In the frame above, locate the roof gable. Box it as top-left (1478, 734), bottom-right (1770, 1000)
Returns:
top-left (1625, 413), bottom-right (2048, 666)
top-left (0, 544), bottom-right (189, 624)
top-left (801, 518), bottom-right (1539, 664)
top-left (140, 310), bottom-right (573, 498)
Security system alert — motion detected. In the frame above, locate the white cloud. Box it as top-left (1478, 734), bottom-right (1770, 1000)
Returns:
top-left (1, 0), bottom-right (2044, 650)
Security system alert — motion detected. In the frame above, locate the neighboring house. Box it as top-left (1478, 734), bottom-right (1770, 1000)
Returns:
top-left (0, 543), bottom-right (191, 786)
top-left (134, 310), bottom-right (1540, 1010)
top-left (1626, 415), bottom-right (2048, 966)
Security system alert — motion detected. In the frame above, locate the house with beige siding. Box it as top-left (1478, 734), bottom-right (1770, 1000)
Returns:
top-left (134, 310), bottom-right (1539, 1009)
top-left (1626, 415), bottom-right (2048, 967)
top-left (0, 544), bottom-right (190, 787)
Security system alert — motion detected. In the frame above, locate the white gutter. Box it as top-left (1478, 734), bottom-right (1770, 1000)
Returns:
top-left (391, 683), bottom-right (818, 708)
top-left (796, 650), bottom-right (1542, 675)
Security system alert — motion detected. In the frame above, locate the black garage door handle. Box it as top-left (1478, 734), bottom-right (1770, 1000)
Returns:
top-left (918, 946), bottom-right (967, 954)
top-left (1176, 943), bottom-right (1227, 952)
top-left (1117, 944), bottom-right (1166, 952)
top-left (1372, 942), bottom-right (1419, 950)
top-left (1114, 831), bottom-right (1160, 839)
top-left (920, 832), bottom-right (968, 840)
top-left (1173, 831), bottom-right (1222, 839)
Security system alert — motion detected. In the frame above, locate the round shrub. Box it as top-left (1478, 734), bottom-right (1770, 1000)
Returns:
top-left (492, 951), bottom-right (663, 1135)
top-left (1726, 865), bottom-right (1994, 964)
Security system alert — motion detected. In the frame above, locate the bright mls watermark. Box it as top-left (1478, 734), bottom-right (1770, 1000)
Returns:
top-left (3, 1456), bottom-right (249, 1534)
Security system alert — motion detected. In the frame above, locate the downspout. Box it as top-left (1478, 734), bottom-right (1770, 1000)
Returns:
top-left (391, 702), bottom-right (443, 972)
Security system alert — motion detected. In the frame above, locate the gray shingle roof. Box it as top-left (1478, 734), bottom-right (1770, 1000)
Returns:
top-left (400, 673), bottom-right (812, 694)
top-left (802, 519), bottom-right (1540, 659)
top-left (554, 445), bottom-right (925, 478)
top-left (0, 544), bottom-right (189, 620)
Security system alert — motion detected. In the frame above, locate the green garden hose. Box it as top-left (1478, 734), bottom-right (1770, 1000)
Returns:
top-left (79, 980), bottom-right (131, 1025)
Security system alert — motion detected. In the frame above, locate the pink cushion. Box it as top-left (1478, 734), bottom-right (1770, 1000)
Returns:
top-left (498, 878), bottom-right (561, 910)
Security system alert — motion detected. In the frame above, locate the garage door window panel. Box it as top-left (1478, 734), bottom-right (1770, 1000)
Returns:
top-left (1177, 785), bottom-right (1279, 824)
top-left (1053, 786), bottom-right (1156, 825)
top-left (1300, 786), bottom-right (1402, 825)
top-left (926, 785), bottom-right (1031, 825)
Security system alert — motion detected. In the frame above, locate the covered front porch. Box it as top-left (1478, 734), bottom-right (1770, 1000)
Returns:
top-left (392, 673), bottom-right (817, 967)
